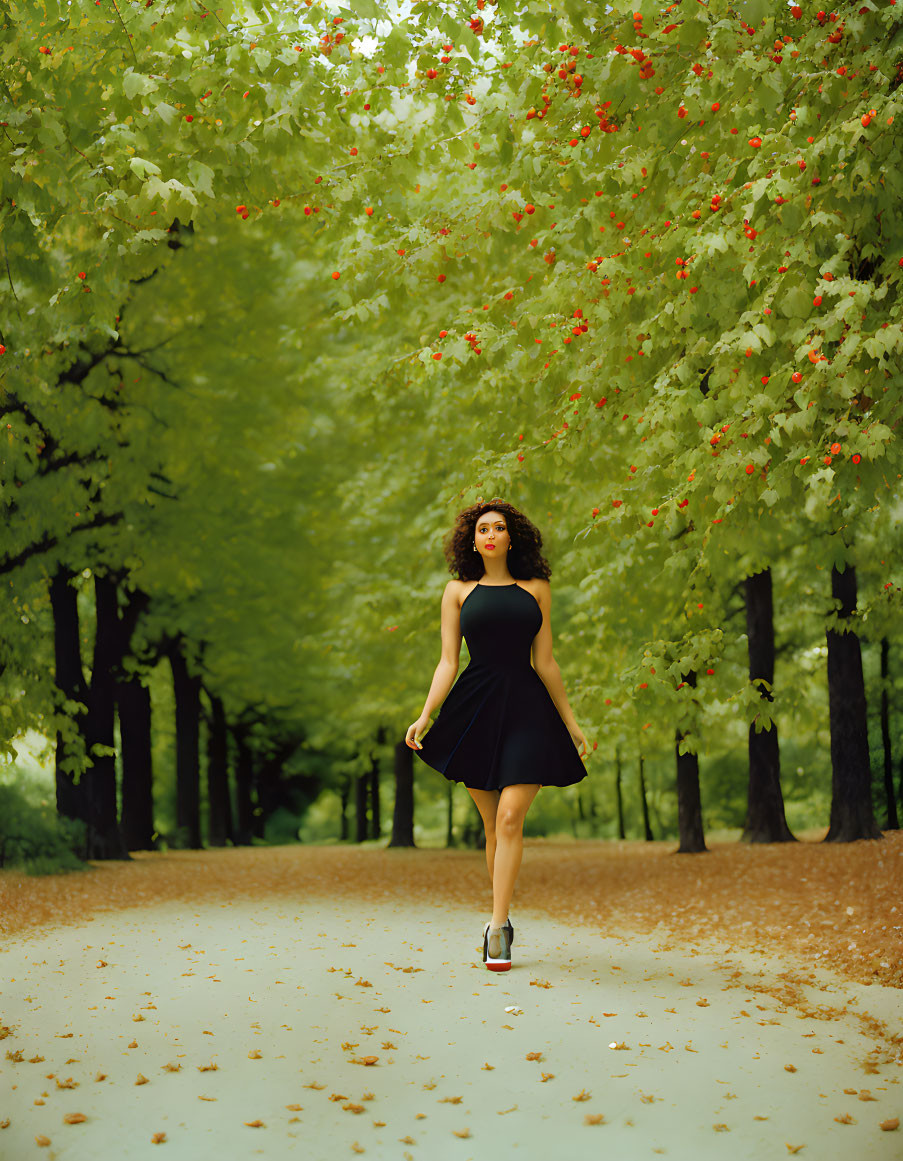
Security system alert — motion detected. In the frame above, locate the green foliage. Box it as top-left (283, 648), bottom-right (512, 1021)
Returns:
top-left (0, 780), bottom-right (87, 874)
top-left (1, 0), bottom-right (902, 839)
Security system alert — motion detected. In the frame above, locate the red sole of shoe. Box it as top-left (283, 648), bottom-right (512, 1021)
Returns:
top-left (486, 962), bottom-right (511, 971)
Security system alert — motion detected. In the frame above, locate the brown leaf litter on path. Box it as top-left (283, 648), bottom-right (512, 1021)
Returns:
top-left (0, 831), bottom-right (901, 994)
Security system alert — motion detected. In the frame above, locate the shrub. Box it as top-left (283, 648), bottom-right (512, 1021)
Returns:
top-left (0, 783), bottom-right (87, 875)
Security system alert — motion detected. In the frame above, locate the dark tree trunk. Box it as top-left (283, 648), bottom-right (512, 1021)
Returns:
top-left (638, 753), bottom-right (653, 841)
top-left (825, 564), bottom-right (882, 842)
top-left (675, 670), bottom-right (707, 853)
top-left (369, 759), bottom-right (381, 840)
top-left (446, 780), bottom-right (455, 847)
top-left (389, 739), bottom-right (416, 847)
top-left (879, 638), bottom-right (898, 830)
top-left (614, 746), bottom-right (625, 839)
top-left (117, 675), bottom-right (155, 851)
top-left (169, 636), bottom-right (202, 848)
top-left (355, 773), bottom-right (369, 843)
top-left (742, 569), bottom-right (795, 843)
top-left (232, 725), bottom-right (255, 845)
top-left (206, 693), bottom-right (233, 847)
top-left (49, 566), bottom-right (88, 827)
top-left (339, 777), bottom-right (350, 842)
top-left (81, 573), bottom-right (129, 859)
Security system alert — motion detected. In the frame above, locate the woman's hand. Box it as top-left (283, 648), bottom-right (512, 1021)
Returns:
top-left (405, 715), bottom-right (432, 750)
top-left (569, 724), bottom-right (589, 760)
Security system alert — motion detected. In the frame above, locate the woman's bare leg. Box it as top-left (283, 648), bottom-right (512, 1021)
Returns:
top-left (467, 787), bottom-right (500, 885)
top-left (490, 784), bottom-right (540, 929)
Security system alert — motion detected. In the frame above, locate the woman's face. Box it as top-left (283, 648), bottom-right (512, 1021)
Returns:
top-left (473, 510), bottom-right (510, 559)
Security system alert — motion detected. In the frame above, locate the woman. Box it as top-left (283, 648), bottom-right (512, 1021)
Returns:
top-left (405, 499), bottom-right (589, 972)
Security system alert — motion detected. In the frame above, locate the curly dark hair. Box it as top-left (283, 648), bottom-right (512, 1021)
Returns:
top-left (442, 498), bottom-right (552, 582)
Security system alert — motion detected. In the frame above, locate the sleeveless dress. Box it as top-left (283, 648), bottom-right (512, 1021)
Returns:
top-left (414, 581), bottom-right (588, 792)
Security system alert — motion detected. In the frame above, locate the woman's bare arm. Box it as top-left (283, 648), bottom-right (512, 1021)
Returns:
top-left (418, 581), bottom-right (463, 719)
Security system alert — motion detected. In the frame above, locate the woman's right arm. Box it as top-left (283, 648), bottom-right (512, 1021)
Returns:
top-left (406, 581), bottom-right (463, 748)
top-left (420, 580), bottom-right (463, 717)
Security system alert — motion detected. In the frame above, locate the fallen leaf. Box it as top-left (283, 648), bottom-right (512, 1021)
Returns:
top-left (857, 1091), bottom-right (878, 1102)
top-left (243, 1119), bottom-right (264, 1127)
top-left (525, 1052), bottom-right (543, 1062)
top-left (35, 1137), bottom-right (51, 1147)
top-left (713, 1124), bottom-right (729, 1132)
top-left (439, 1096), bottom-right (463, 1104)
top-left (248, 1050), bottom-right (262, 1059)
top-left (584, 1114), bottom-right (606, 1125)
top-left (834, 1113), bottom-right (855, 1125)
top-left (452, 1128), bottom-right (471, 1138)
top-left (879, 1117), bottom-right (899, 1131)
top-left (151, 1132), bottom-right (166, 1143)
top-left (497, 1106), bottom-right (518, 1115)
top-left (329, 1094), bottom-right (349, 1102)
top-left (573, 1090), bottom-right (591, 1102)
top-left (343, 1104), bottom-right (365, 1114)
top-left (696, 999), bottom-right (710, 1007)
top-left (784, 1145), bottom-right (804, 1154)
top-left (285, 1104), bottom-right (302, 1112)
top-left (399, 1136), bottom-right (415, 1144)
top-left (784, 1064), bottom-right (797, 1073)
top-left (303, 1081), bottom-right (325, 1090)
top-left (540, 1073), bottom-right (555, 1082)
top-left (351, 1145), bottom-right (364, 1155)
top-left (481, 1063), bottom-right (494, 1071)
top-left (62, 1113), bottom-right (86, 1124)
top-left (530, 979), bottom-right (552, 989)
top-left (135, 1074), bottom-right (149, 1085)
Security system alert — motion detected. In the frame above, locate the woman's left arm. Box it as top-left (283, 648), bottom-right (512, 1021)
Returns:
top-left (530, 580), bottom-right (588, 756)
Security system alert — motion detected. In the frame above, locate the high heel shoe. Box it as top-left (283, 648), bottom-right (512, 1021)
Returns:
top-left (484, 924), bottom-right (511, 972)
top-left (482, 916), bottom-right (514, 960)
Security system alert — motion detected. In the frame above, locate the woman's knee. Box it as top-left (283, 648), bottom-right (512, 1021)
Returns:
top-left (496, 808), bottom-right (525, 839)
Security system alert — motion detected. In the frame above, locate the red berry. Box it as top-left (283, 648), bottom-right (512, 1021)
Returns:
top-left (437, 273), bottom-right (446, 282)
top-left (185, 114), bottom-right (194, 122)
top-left (745, 464), bottom-right (755, 474)
top-left (331, 271), bottom-right (340, 279)
top-left (852, 454), bottom-right (861, 464)
top-left (432, 352), bottom-right (442, 360)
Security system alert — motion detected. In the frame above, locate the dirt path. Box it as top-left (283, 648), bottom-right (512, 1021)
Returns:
top-left (1, 844), bottom-right (901, 1159)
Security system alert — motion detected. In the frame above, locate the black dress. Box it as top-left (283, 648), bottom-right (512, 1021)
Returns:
top-left (414, 581), bottom-right (588, 792)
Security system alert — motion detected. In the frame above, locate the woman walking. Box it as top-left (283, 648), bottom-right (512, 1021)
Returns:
top-left (405, 500), bottom-right (589, 971)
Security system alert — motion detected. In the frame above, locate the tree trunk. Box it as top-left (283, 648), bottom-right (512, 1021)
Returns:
top-left (446, 780), bottom-right (455, 847)
top-left (638, 753), bottom-right (653, 841)
top-left (232, 725), bottom-right (255, 845)
top-left (49, 566), bottom-right (88, 828)
top-left (614, 745), bottom-right (625, 839)
top-left (675, 670), bottom-right (707, 853)
top-left (879, 638), bottom-right (898, 830)
top-left (389, 739), bottom-right (416, 847)
top-left (369, 757), bottom-right (381, 840)
top-left (169, 636), bottom-right (202, 848)
top-left (824, 564), bottom-right (882, 842)
top-left (742, 569), bottom-right (795, 843)
top-left (339, 777), bottom-right (350, 842)
top-left (206, 692), bottom-right (233, 846)
top-left (117, 674), bottom-right (155, 851)
top-left (355, 772), bottom-right (369, 843)
top-left (81, 572), bottom-right (129, 859)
